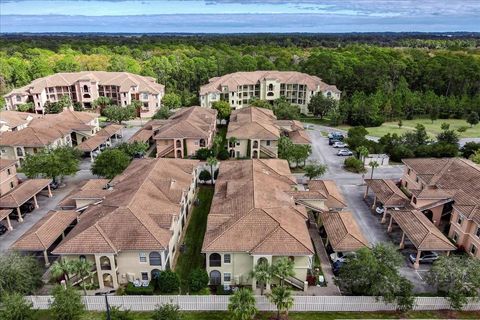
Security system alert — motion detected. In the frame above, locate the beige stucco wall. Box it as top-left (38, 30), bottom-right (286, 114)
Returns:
top-left (449, 209), bottom-right (480, 259)
top-left (0, 164), bottom-right (18, 196)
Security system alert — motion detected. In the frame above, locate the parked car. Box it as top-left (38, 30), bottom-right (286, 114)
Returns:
top-left (10, 202), bottom-right (34, 221)
top-left (330, 251), bottom-right (356, 263)
top-left (332, 260), bottom-right (344, 275)
top-left (375, 205), bottom-right (385, 215)
top-left (0, 224), bottom-right (8, 236)
top-left (329, 138), bottom-right (340, 145)
top-left (49, 181), bottom-right (59, 190)
top-left (409, 251), bottom-right (439, 264)
top-left (333, 141), bottom-right (348, 148)
top-left (328, 132), bottom-right (345, 140)
top-left (337, 149), bottom-right (353, 156)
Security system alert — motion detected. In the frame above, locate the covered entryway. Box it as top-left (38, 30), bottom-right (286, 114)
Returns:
top-left (0, 209), bottom-right (13, 231)
top-left (364, 179), bottom-right (409, 223)
top-left (209, 270), bottom-right (221, 285)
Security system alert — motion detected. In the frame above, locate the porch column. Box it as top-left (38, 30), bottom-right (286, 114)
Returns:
top-left (363, 185), bottom-right (369, 199)
top-left (6, 215), bottom-right (13, 230)
top-left (399, 232), bottom-right (406, 249)
top-left (16, 207), bottom-right (23, 222)
top-left (371, 196), bottom-right (377, 209)
top-left (446, 251), bottom-right (450, 256)
top-left (381, 208), bottom-right (388, 224)
top-left (90, 152), bottom-right (94, 162)
top-left (43, 250), bottom-right (50, 267)
top-left (387, 215), bottom-right (394, 232)
top-left (47, 184), bottom-right (53, 197)
top-left (251, 257), bottom-right (257, 290)
top-left (33, 195), bottom-right (39, 209)
top-left (414, 250), bottom-right (421, 269)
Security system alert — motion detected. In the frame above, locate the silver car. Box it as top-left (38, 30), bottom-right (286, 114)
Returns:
top-left (337, 149), bottom-right (353, 156)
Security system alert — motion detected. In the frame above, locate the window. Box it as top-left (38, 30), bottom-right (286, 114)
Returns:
top-left (16, 147), bottom-right (24, 157)
top-left (407, 168), bottom-right (411, 175)
top-left (16, 95), bottom-right (21, 102)
top-left (224, 272), bottom-right (231, 282)
top-left (457, 215), bottom-right (463, 226)
top-left (476, 227), bottom-right (480, 238)
top-left (268, 84), bottom-right (274, 91)
top-left (139, 252), bottom-right (147, 263)
top-left (471, 245), bottom-right (478, 256)
top-left (404, 181), bottom-right (408, 188)
top-left (452, 232), bottom-right (459, 243)
top-left (142, 93), bottom-right (148, 100)
top-left (141, 272), bottom-right (149, 281)
top-left (83, 85), bottom-right (89, 93)
top-left (412, 197), bottom-right (417, 204)
top-left (224, 254), bottom-right (231, 264)
top-left (7, 168), bottom-right (11, 175)
top-left (266, 140), bottom-right (271, 146)
top-left (149, 252), bottom-right (161, 266)
top-left (209, 253), bottom-right (221, 267)
top-left (10, 182), bottom-right (14, 189)
top-left (79, 255), bottom-right (86, 262)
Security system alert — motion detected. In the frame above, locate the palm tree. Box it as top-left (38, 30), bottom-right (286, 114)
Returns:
top-left (369, 161), bottom-right (379, 179)
top-left (355, 146), bottom-right (369, 165)
top-left (206, 156), bottom-right (218, 185)
top-left (249, 260), bottom-right (272, 295)
top-left (72, 259), bottom-right (94, 296)
top-left (213, 134), bottom-right (223, 154)
top-left (303, 162), bottom-right (327, 181)
top-left (268, 286), bottom-right (294, 320)
top-left (51, 259), bottom-right (75, 284)
top-left (228, 288), bottom-right (258, 320)
top-left (272, 257), bottom-right (295, 286)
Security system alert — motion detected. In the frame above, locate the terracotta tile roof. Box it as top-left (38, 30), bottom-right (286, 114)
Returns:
top-left (153, 107), bottom-right (217, 140)
top-left (29, 109), bottom-right (98, 133)
top-left (227, 107), bottom-right (280, 140)
top-left (13, 210), bottom-right (78, 251)
top-left (0, 179), bottom-right (51, 208)
top-left (58, 179), bottom-right (111, 209)
top-left (0, 111), bottom-right (40, 129)
top-left (320, 211), bottom-right (370, 252)
top-left (200, 71), bottom-right (340, 95)
top-left (288, 129), bottom-right (311, 145)
top-left (76, 124), bottom-right (122, 152)
top-left (128, 128), bottom-right (153, 143)
top-left (391, 209), bottom-right (456, 251)
top-left (53, 159), bottom-right (198, 254)
top-left (0, 159), bottom-right (17, 172)
top-left (365, 179), bottom-right (409, 207)
top-left (97, 124), bottom-right (123, 137)
top-left (0, 209), bottom-right (12, 220)
top-left (5, 71), bottom-right (164, 96)
top-left (309, 180), bottom-right (348, 209)
top-left (202, 159), bottom-right (314, 256)
top-left (276, 120), bottom-right (311, 144)
top-left (0, 127), bottom-right (67, 147)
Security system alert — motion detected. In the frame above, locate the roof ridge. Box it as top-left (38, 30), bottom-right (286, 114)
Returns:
top-left (33, 231), bottom-right (48, 250)
top-left (94, 224), bottom-right (118, 253)
top-left (128, 208), bottom-right (168, 249)
top-left (250, 224), bottom-right (282, 253)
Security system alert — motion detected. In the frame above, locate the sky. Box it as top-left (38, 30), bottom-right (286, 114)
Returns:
top-left (1, 0), bottom-right (479, 33)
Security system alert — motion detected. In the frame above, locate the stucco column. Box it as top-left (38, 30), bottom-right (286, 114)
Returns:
top-left (399, 232), bottom-right (406, 249)
top-left (371, 196), bottom-right (377, 209)
top-left (387, 215), bottom-right (394, 232)
top-left (90, 152), bottom-right (94, 162)
top-left (364, 185), bottom-right (369, 199)
top-left (446, 251), bottom-right (450, 256)
top-left (414, 250), bottom-right (421, 269)
top-left (95, 255), bottom-right (104, 290)
top-left (43, 250), bottom-right (50, 267)
top-left (251, 257), bottom-right (257, 289)
top-left (381, 208), bottom-right (388, 224)
top-left (6, 215), bottom-right (13, 230)
top-left (47, 184), bottom-right (53, 197)
top-left (16, 207), bottom-right (23, 222)
top-left (33, 195), bottom-right (39, 209)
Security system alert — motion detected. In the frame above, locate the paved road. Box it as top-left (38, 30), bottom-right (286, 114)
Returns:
top-left (305, 125), bottom-right (435, 293)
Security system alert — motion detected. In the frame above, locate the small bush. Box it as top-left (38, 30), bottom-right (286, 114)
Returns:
top-left (152, 303), bottom-right (182, 320)
top-left (49, 285), bottom-right (85, 320)
top-left (217, 148), bottom-right (229, 160)
top-left (124, 282), bottom-right (154, 295)
top-left (199, 170), bottom-right (212, 182)
top-left (344, 156), bottom-right (366, 173)
top-left (109, 306), bottom-right (135, 320)
top-left (157, 270), bottom-right (180, 294)
top-left (457, 126), bottom-right (468, 133)
top-left (188, 269), bottom-right (209, 293)
top-left (0, 292), bottom-right (34, 320)
top-left (195, 148), bottom-right (214, 160)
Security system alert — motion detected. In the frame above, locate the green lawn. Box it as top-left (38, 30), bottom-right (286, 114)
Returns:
top-left (34, 310), bottom-right (480, 320)
top-left (175, 186), bottom-right (215, 293)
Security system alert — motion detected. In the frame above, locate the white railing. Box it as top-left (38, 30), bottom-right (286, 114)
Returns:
top-left (25, 295), bottom-right (480, 312)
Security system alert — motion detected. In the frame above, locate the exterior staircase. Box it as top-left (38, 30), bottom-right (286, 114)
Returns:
top-left (276, 275), bottom-right (307, 291)
top-left (260, 145), bottom-right (277, 158)
top-left (157, 144), bottom-right (174, 158)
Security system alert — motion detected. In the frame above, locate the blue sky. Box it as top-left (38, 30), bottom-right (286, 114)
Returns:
top-left (1, 0), bottom-right (479, 33)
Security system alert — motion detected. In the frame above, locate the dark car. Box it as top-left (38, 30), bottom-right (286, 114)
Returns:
top-left (0, 224), bottom-right (8, 236)
top-left (409, 251), bottom-right (439, 264)
top-left (332, 260), bottom-right (344, 276)
top-left (329, 138), bottom-right (340, 145)
top-left (10, 201), bottom-right (35, 220)
top-left (49, 181), bottom-right (60, 190)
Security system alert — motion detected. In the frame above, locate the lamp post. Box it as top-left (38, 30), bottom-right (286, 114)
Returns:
top-left (102, 292), bottom-right (111, 320)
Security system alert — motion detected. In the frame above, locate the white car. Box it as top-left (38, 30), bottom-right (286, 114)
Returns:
top-left (337, 149), bottom-right (353, 156)
top-left (375, 205), bottom-right (385, 215)
top-left (330, 252), bottom-right (356, 263)
top-left (333, 141), bottom-right (347, 148)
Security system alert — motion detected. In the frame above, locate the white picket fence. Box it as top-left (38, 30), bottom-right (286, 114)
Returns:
top-left (25, 295), bottom-right (480, 312)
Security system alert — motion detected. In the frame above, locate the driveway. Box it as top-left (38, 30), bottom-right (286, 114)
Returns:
top-left (304, 125), bottom-right (435, 293)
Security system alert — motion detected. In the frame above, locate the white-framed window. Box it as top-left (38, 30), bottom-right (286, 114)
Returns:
top-left (16, 95), bottom-right (21, 102)
top-left (194, 141), bottom-right (199, 146)
top-left (224, 254), bottom-right (231, 264)
top-left (452, 232), bottom-right (459, 243)
top-left (457, 215), bottom-right (463, 226)
top-left (476, 227), bottom-right (480, 238)
top-left (141, 272), bottom-right (149, 280)
top-left (471, 244), bottom-right (478, 256)
top-left (224, 272), bottom-right (231, 282)
top-left (139, 252), bottom-right (147, 263)
top-left (266, 140), bottom-right (271, 146)
top-left (142, 93), bottom-right (148, 100)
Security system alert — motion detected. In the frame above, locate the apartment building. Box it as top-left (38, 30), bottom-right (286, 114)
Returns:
top-left (0, 109), bottom-right (99, 164)
top-left (401, 158), bottom-right (480, 259)
top-left (202, 159), bottom-right (314, 290)
top-left (4, 71), bottom-right (165, 118)
top-left (149, 107), bottom-right (217, 158)
top-left (227, 107), bottom-right (310, 159)
top-left (52, 158), bottom-right (199, 289)
top-left (0, 159), bottom-right (18, 196)
top-left (199, 71), bottom-right (340, 113)
top-left (0, 111), bottom-right (41, 132)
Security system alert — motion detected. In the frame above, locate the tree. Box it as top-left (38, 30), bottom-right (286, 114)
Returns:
top-left (49, 285), bottom-right (85, 320)
top-left (398, 119), bottom-right (403, 129)
top-left (460, 142), bottom-right (480, 159)
top-left (188, 269), bottom-right (209, 293)
top-left (157, 270), bottom-right (180, 294)
top-left (103, 105), bottom-right (136, 124)
top-left (212, 101), bottom-right (231, 120)
top-left (71, 259), bottom-right (94, 296)
top-left (345, 126), bottom-right (369, 152)
top-left (151, 303), bottom-right (182, 320)
top-left (228, 288), bottom-right (258, 320)
top-left (162, 92), bottom-right (182, 110)
top-left (199, 169), bottom-right (211, 183)
top-left (45, 95), bottom-right (72, 114)
top-left (273, 98), bottom-right (300, 120)
top-left (0, 292), bottom-right (34, 320)
top-left (0, 252), bottom-right (42, 297)
top-left (355, 146), bottom-right (369, 164)
top-left (16, 102), bottom-right (33, 112)
top-left (152, 107), bottom-right (172, 119)
top-left (249, 260), bottom-right (272, 295)
top-left (116, 141), bottom-right (149, 158)
top-left (470, 150), bottom-right (480, 164)
top-left (278, 136), bottom-right (294, 165)
top-left (426, 255), bottom-right (480, 310)
top-left (94, 96), bottom-right (113, 111)
top-left (290, 144), bottom-right (312, 167)
top-left (436, 127), bottom-right (459, 146)
top-left (308, 93), bottom-right (337, 119)
top-left (249, 97), bottom-right (272, 110)
top-left (271, 257), bottom-right (295, 286)
top-left (303, 162), bottom-right (327, 180)
top-left (206, 156), bottom-right (218, 185)
top-left (335, 243), bottom-right (414, 311)
top-left (369, 161), bottom-right (379, 179)
top-left (21, 146), bottom-right (81, 183)
top-left (195, 148), bottom-right (214, 160)
top-left (51, 259), bottom-right (75, 284)
top-left (466, 111), bottom-right (479, 127)
top-left (91, 149), bottom-right (131, 179)
top-left (267, 286), bottom-right (294, 320)
top-left (429, 104), bottom-right (439, 123)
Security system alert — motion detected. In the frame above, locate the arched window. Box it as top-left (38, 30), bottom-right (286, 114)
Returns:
top-left (176, 140), bottom-right (182, 148)
top-left (102, 273), bottom-right (113, 288)
top-left (209, 253), bottom-right (221, 267)
top-left (268, 84), bottom-right (274, 91)
top-left (253, 141), bottom-right (258, 148)
top-left (16, 147), bottom-right (24, 157)
top-left (267, 92), bottom-right (274, 97)
top-left (209, 270), bottom-right (221, 285)
top-left (100, 256), bottom-right (111, 270)
top-left (151, 269), bottom-right (161, 280)
top-left (83, 85), bottom-right (89, 93)
top-left (253, 150), bottom-right (258, 158)
top-left (229, 149), bottom-right (235, 158)
top-left (149, 252), bottom-right (161, 266)
top-left (257, 257), bottom-right (268, 266)
top-left (176, 149), bottom-right (182, 158)
top-left (326, 91), bottom-right (332, 97)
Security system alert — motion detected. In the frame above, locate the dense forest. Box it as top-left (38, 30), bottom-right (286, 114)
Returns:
top-left (1, 34), bottom-right (479, 126)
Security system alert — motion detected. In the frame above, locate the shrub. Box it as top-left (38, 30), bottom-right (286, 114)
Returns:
top-left (157, 270), bottom-right (180, 294)
top-left (151, 303), bottom-right (182, 320)
top-left (457, 126), bottom-right (468, 133)
top-left (0, 252), bottom-right (43, 296)
top-left (49, 285), bottom-right (85, 320)
top-left (195, 148), bottom-right (214, 160)
top-left (344, 156), bottom-right (366, 173)
top-left (109, 306), bottom-right (135, 320)
top-left (217, 148), bottom-right (229, 160)
top-left (188, 269), bottom-right (209, 293)
top-left (124, 282), bottom-right (154, 295)
top-left (0, 292), bottom-right (34, 320)
top-left (199, 170), bottom-right (212, 183)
